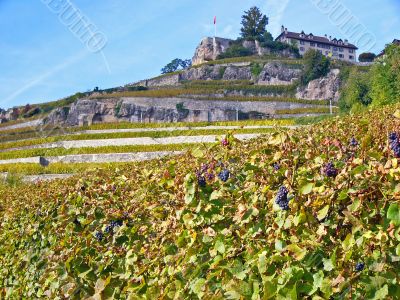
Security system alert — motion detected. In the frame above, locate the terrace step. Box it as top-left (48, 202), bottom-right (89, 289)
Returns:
top-left (1, 133), bottom-right (264, 152)
top-left (0, 151), bottom-right (182, 165)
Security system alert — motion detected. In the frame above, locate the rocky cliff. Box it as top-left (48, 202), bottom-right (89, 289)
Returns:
top-left (129, 61), bottom-right (302, 88)
top-left (44, 97), bottom-right (325, 126)
top-left (191, 37), bottom-right (297, 65)
top-left (192, 37), bottom-right (233, 65)
top-left (296, 69), bottom-right (341, 102)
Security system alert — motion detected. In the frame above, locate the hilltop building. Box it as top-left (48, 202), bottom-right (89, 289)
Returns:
top-left (276, 26), bottom-right (358, 63)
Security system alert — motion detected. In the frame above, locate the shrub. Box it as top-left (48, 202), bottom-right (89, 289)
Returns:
top-left (300, 49), bottom-right (330, 85)
top-left (126, 86), bottom-right (148, 91)
top-left (250, 62), bottom-right (264, 77)
top-left (358, 52), bottom-right (376, 62)
top-left (217, 44), bottom-right (253, 59)
top-left (260, 40), bottom-right (300, 57)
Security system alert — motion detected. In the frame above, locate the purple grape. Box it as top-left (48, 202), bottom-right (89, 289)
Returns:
top-left (275, 186), bottom-right (289, 210)
top-left (218, 169), bottom-right (230, 182)
top-left (355, 262), bottom-right (365, 272)
top-left (323, 162), bottom-right (338, 178)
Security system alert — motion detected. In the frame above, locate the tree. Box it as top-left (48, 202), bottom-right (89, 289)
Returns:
top-left (358, 52), bottom-right (376, 62)
top-left (240, 6), bottom-right (269, 41)
top-left (300, 49), bottom-right (331, 85)
top-left (370, 44), bottom-right (400, 106)
top-left (161, 58), bottom-right (192, 74)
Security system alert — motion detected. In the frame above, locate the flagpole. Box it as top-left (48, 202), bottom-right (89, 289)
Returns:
top-left (213, 16), bottom-right (217, 58)
top-left (214, 19), bottom-right (217, 38)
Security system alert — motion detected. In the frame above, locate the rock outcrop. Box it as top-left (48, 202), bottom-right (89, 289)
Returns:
top-left (46, 99), bottom-right (120, 126)
top-left (296, 69), bottom-right (341, 102)
top-left (191, 37), bottom-right (298, 66)
top-left (192, 37), bottom-right (233, 65)
top-left (42, 97), bottom-right (325, 126)
top-left (258, 62), bottom-right (302, 85)
top-left (181, 65), bottom-right (225, 81)
top-left (222, 66), bottom-right (253, 80)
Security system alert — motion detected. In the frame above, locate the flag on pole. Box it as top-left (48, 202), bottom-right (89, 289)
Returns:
top-left (213, 16), bottom-right (217, 38)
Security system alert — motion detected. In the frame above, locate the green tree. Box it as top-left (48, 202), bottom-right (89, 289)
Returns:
top-left (240, 6), bottom-right (269, 41)
top-left (339, 67), bottom-right (372, 112)
top-left (370, 44), bottom-right (400, 106)
top-left (300, 49), bottom-right (330, 85)
top-left (161, 59), bottom-right (192, 74)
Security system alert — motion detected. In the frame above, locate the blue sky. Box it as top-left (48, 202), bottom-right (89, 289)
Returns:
top-left (0, 0), bottom-right (398, 109)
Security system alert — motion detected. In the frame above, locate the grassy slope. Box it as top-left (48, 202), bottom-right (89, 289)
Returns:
top-left (1, 104), bottom-right (400, 298)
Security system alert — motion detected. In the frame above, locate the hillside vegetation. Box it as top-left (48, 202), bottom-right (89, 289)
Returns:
top-left (2, 103), bottom-right (400, 298)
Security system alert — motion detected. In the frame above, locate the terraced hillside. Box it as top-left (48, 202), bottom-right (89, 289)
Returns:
top-left (1, 55), bottom-right (340, 131)
top-left (1, 103), bottom-right (400, 298)
top-left (0, 118), bottom-right (298, 181)
top-left (48, 57), bottom-right (337, 126)
top-left (0, 53), bottom-right (344, 181)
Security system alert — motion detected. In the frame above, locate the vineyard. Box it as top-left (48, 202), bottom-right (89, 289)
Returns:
top-left (1, 103), bottom-right (400, 298)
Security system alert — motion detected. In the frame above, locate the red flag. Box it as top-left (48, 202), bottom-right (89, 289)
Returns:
top-left (214, 16), bottom-right (216, 25)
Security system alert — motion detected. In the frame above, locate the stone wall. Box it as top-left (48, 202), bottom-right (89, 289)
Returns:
top-left (43, 96), bottom-right (324, 126)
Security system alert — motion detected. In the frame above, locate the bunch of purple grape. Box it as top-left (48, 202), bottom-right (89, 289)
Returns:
top-left (218, 169), bottom-right (230, 182)
top-left (349, 137), bottom-right (358, 147)
top-left (389, 132), bottom-right (400, 157)
top-left (105, 219), bottom-right (123, 234)
top-left (196, 163), bottom-right (216, 187)
top-left (323, 162), bottom-right (338, 178)
top-left (275, 186), bottom-right (289, 210)
top-left (95, 231), bottom-right (104, 242)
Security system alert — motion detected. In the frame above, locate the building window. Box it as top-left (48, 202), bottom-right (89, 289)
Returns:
top-left (339, 54), bottom-right (344, 58)
top-left (333, 47), bottom-right (338, 51)
top-left (349, 55), bottom-right (354, 60)
top-left (339, 48), bottom-right (344, 52)
top-left (310, 42), bottom-right (315, 47)
top-left (300, 40), bottom-right (305, 45)
top-left (349, 49), bottom-right (354, 53)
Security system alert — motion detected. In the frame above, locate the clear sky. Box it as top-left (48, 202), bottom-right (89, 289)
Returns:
top-left (0, 0), bottom-right (399, 109)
